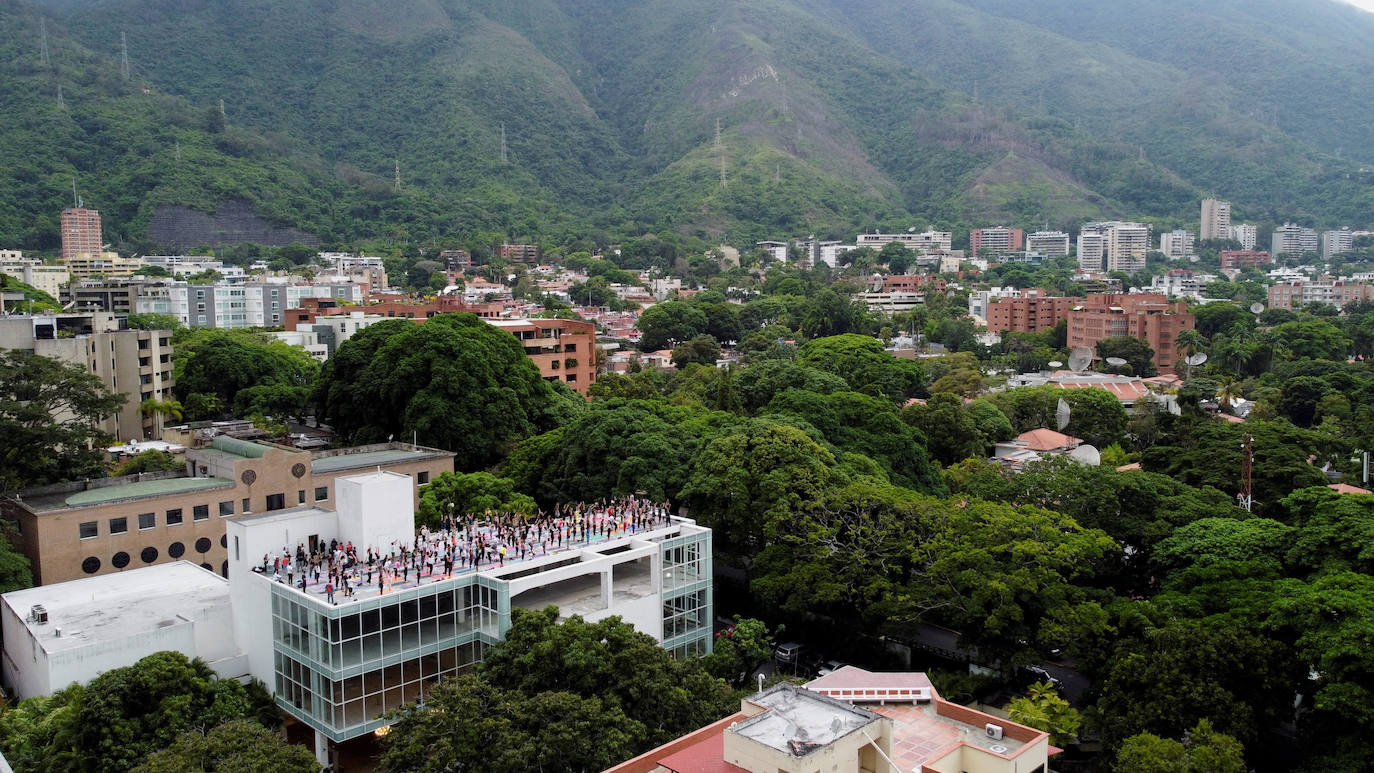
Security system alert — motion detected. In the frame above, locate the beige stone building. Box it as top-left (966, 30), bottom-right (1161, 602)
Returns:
top-left (0, 438), bottom-right (454, 586)
top-left (0, 312), bottom-right (175, 441)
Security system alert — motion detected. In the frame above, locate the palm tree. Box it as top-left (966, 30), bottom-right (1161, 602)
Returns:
top-left (139, 398), bottom-right (184, 437)
top-left (1175, 329), bottom-right (1209, 378)
top-left (1216, 377), bottom-right (1244, 413)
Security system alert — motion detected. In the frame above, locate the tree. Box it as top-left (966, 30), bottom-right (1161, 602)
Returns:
top-left (1096, 336), bottom-right (1157, 376)
top-left (702, 617), bottom-right (776, 685)
top-left (0, 652), bottom-right (279, 773)
top-left (797, 334), bottom-right (926, 401)
top-left (174, 329), bottom-right (318, 416)
top-left (1272, 319), bottom-right (1350, 361)
top-left (416, 471), bottom-right (536, 527)
top-left (903, 393), bottom-right (978, 466)
top-left (1114, 720), bottom-right (1246, 773)
top-left (671, 334), bottom-right (722, 368)
top-left (1150, 517), bottom-right (1294, 577)
top-left (1277, 376), bottom-right (1329, 427)
top-left (125, 313), bottom-right (181, 331)
top-left (133, 720), bottom-right (320, 773)
top-left (637, 301), bottom-right (708, 351)
top-left (733, 360), bottom-right (847, 413)
top-left (112, 449), bottom-right (186, 477)
top-left (799, 289), bottom-right (869, 339)
top-left (0, 523), bottom-right (32, 593)
top-left (315, 314), bottom-right (578, 470)
top-left (1004, 682), bottom-right (1081, 747)
top-left (0, 350), bottom-right (124, 490)
top-left (1061, 387), bottom-right (1129, 448)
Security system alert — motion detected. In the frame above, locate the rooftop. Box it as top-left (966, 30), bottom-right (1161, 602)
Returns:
top-left (16, 475), bottom-right (234, 513)
top-left (732, 684), bottom-right (882, 756)
top-left (2, 562), bottom-right (228, 654)
top-left (310, 446), bottom-right (446, 474)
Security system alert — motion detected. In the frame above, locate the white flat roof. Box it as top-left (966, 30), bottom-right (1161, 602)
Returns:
top-left (2, 562), bottom-right (228, 655)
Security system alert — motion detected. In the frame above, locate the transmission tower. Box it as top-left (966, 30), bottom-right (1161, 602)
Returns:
top-left (500, 122), bottom-right (508, 164)
top-left (40, 18), bottom-right (49, 66)
top-left (174, 138), bottom-right (181, 161)
top-left (1237, 433), bottom-right (1254, 512)
top-left (56, 83), bottom-right (64, 110)
top-left (715, 119), bottom-right (727, 189)
top-left (120, 32), bottom-right (130, 79)
top-left (394, 159), bottom-right (401, 191)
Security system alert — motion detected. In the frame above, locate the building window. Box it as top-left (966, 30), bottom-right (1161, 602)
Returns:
top-left (242, 497), bottom-right (251, 513)
top-left (298, 490), bottom-right (306, 505)
top-left (314, 486), bottom-right (328, 501)
top-left (417, 472), bottom-right (430, 484)
top-left (138, 512), bottom-right (155, 530)
top-left (266, 493), bottom-right (286, 511)
top-left (219, 501), bottom-right (234, 516)
top-left (193, 504), bottom-right (210, 521)
top-left (166, 508), bottom-right (183, 525)
top-left (110, 517), bottom-right (128, 535)
top-left (79, 521), bottom-right (98, 539)
top-left (564, 343), bottom-right (577, 352)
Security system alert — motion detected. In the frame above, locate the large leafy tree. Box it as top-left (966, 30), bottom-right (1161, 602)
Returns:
top-left (1095, 336), bottom-right (1157, 377)
top-left (381, 609), bottom-right (732, 773)
top-left (732, 359), bottom-right (847, 414)
top-left (132, 720), bottom-right (319, 773)
top-left (315, 314), bottom-right (578, 469)
top-left (1113, 720), bottom-right (1246, 773)
top-left (0, 652), bottom-right (279, 773)
top-left (173, 329), bottom-right (319, 420)
top-left (0, 350), bottom-right (124, 490)
top-left (636, 301), bottom-right (708, 351)
top-left (416, 471), bottom-right (536, 527)
top-left (796, 334), bottom-right (926, 401)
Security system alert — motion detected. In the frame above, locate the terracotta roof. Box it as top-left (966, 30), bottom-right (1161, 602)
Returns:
top-left (658, 731), bottom-right (748, 773)
top-left (1116, 462), bottom-right (1141, 471)
top-left (1328, 483), bottom-right (1372, 495)
top-left (602, 713), bottom-right (747, 773)
top-left (1217, 413), bottom-right (1245, 423)
top-left (1016, 428), bottom-right (1082, 451)
top-left (1054, 379), bottom-right (1150, 401)
top-left (808, 666), bottom-right (933, 692)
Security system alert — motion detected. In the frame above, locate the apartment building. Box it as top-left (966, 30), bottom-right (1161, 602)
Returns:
top-left (1272, 223), bottom-right (1319, 256)
top-left (756, 241), bottom-right (790, 263)
top-left (1200, 198), bottom-right (1231, 241)
top-left (61, 254), bottom-right (144, 279)
top-left (1159, 229), bottom-right (1195, 260)
top-left (0, 438), bottom-right (454, 586)
top-left (486, 318), bottom-right (598, 393)
top-left (1230, 223), bottom-right (1258, 250)
top-left (1322, 228), bottom-right (1355, 261)
top-left (1220, 250), bottom-right (1273, 271)
top-left (496, 244), bottom-right (541, 263)
top-left (1025, 230), bottom-right (1071, 258)
top-left (0, 312), bottom-right (175, 441)
top-left (0, 256), bottom-right (69, 298)
top-left (59, 208), bottom-right (103, 259)
top-left (1066, 293), bottom-right (1195, 372)
top-left (1268, 279), bottom-right (1374, 311)
top-left (985, 292), bottom-right (1083, 334)
top-left (855, 230), bottom-right (953, 253)
top-left (1078, 222), bottom-right (1150, 273)
top-left (969, 227), bottom-right (1024, 258)
top-left (1149, 269), bottom-right (1218, 300)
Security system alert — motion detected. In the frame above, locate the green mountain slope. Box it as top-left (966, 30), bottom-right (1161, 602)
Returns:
top-left (6, 0), bottom-right (1373, 250)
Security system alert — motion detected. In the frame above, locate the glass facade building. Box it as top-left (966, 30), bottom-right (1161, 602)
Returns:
top-left (263, 521), bottom-right (713, 742)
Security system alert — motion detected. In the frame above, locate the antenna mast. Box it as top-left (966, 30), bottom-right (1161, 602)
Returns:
top-left (174, 138), bottom-right (181, 161)
top-left (56, 83), bottom-right (64, 110)
top-left (394, 159), bottom-right (401, 191)
top-left (218, 99), bottom-right (226, 122)
top-left (40, 18), bottom-right (50, 66)
top-left (715, 119), bottom-right (727, 189)
top-left (71, 176), bottom-right (78, 208)
top-left (500, 122), bottom-right (508, 164)
top-left (1237, 433), bottom-right (1254, 513)
top-left (120, 32), bottom-right (130, 79)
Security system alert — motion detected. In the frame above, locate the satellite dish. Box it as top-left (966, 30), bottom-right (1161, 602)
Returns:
top-left (1068, 444), bottom-right (1101, 466)
top-left (1105, 356), bottom-right (1128, 367)
top-left (1068, 347), bottom-right (1094, 372)
top-left (1056, 398), bottom-right (1072, 430)
top-left (1187, 352), bottom-right (1209, 366)
top-left (907, 226), bottom-right (917, 233)
top-left (1047, 360), bottom-right (1064, 368)
top-left (1250, 302), bottom-right (1265, 314)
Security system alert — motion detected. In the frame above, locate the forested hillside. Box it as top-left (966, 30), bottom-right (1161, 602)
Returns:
top-left (5, 0), bottom-right (1374, 251)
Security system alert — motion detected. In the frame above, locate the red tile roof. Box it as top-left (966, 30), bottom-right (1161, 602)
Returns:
top-left (1016, 428), bottom-right (1082, 451)
top-left (1329, 483), bottom-right (1372, 495)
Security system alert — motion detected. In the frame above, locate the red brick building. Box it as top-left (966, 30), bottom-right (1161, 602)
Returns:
top-left (1220, 250), bottom-right (1272, 271)
top-left (986, 293), bottom-right (1082, 334)
top-left (881, 274), bottom-right (948, 293)
top-left (1066, 293), bottom-right (1194, 373)
top-left (60, 208), bottom-right (103, 259)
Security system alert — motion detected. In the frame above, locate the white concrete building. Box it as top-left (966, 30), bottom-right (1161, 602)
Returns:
top-left (756, 241), bottom-right (789, 263)
top-left (0, 562), bottom-right (242, 700)
top-left (1272, 223), bottom-right (1319, 256)
top-left (1231, 223), bottom-right (1258, 250)
top-left (1159, 229), bottom-right (1195, 260)
top-left (1079, 222), bottom-right (1150, 273)
top-left (855, 231), bottom-right (953, 253)
top-left (1322, 228), bottom-right (1355, 261)
top-left (0, 256), bottom-right (69, 299)
top-left (1076, 231), bottom-right (1106, 272)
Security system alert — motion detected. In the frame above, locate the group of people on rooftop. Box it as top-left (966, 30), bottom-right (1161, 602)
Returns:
top-left (258, 496), bottom-right (675, 603)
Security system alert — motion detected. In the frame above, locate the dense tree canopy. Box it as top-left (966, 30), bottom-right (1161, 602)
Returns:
top-left (315, 314), bottom-right (579, 469)
top-left (132, 720), bottom-right (319, 773)
top-left (173, 329), bottom-right (319, 421)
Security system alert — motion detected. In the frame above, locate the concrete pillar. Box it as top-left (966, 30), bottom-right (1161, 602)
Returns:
top-left (314, 729), bottom-right (330, 769)
top-left (601, 568), bottom-right (612, 610)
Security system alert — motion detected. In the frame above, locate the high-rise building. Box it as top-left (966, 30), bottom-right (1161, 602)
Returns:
top-left (969, 227), bottom-right (1024, 258)
top-left (1200, 198), bottom-right (1231, 241)
top-left (1322, 228), bottom-right (1355, 261)
top-left (1230, 223), bottom-right (1258, 250)
top-left (1025, 231), bottom-right (1071, 258)
top-left (1076, 231), bottom-right (1107, 272)
top-left (854, 231), bottom-right (953, 253)
top-left (60, 208), bottom-right (103, 260)
top-left (1079, 222), bottom-right (1150, 273)
top-left (1272, 223), bottom-right (1319, 256)
top-left (1159, 229), bottom-right (1196, 260)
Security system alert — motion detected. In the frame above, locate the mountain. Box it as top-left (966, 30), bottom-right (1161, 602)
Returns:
top-left (4, 0), bottom-right (1374, 252)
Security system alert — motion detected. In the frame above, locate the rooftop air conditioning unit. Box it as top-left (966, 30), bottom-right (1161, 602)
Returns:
top-left (31, 605), bottom-right (48, 624)
top-left (985, 723), bottom-right (1004, 740)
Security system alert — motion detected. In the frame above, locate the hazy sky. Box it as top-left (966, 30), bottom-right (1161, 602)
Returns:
top-left (1342, 0), bottom-right (1374, 12)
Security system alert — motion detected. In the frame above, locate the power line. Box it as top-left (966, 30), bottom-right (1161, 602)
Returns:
top-left (56, 83), bottom-right (64, 110)
top-left (40, 18), bottom-right (49, 67)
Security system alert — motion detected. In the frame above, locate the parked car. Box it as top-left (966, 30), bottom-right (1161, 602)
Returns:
top-left (1019, 665), bottom-right (1063, 689)
top-left (773, 641), bottom-right (805, 665)
top-left (817, 659), bottom-right (850, 677)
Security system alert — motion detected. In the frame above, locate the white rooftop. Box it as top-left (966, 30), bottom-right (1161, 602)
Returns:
top-left (2, 562), bottom-right (228, 655)
top-left (732, 684), bottom-right (882, 755)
